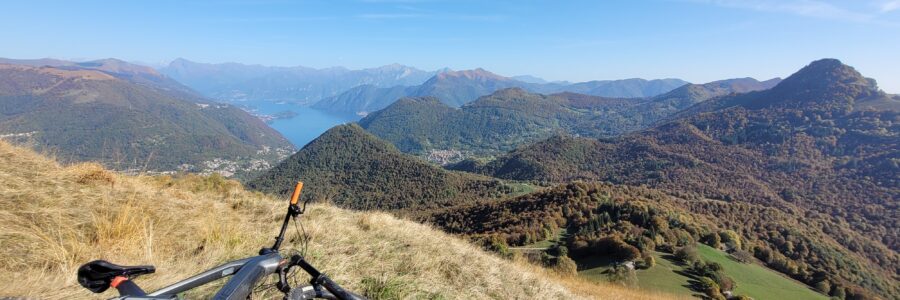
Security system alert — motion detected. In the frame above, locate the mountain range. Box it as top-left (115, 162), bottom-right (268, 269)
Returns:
top-left (248, 59), bottom-right (897, 299)
top-left (313, 68), bottom-right (690, 115)
top-left (357, 77), bottom-right (779, 163)
top-left (0, 58), bottom-right (293, 178)
top-left (448, 59), bottom-right (899, 298)
top-left (159, 58), bottom-right (445, 104)
top-left (3, 54), bottom-right (895, 299)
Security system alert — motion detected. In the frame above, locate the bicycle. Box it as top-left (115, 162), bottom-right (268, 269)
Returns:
top-left (77, 182), bottom-right (367, 300)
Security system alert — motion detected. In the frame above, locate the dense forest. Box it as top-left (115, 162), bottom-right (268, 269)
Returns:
top-left (431, 182), bottom-right (896, 299)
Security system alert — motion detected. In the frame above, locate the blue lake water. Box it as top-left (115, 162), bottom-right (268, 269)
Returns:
top-left (237, 100), bottom-right (359, 148)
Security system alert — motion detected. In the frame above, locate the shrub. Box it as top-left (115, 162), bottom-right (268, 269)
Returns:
top-left (675, 245), bottom-right (699, 263)
top-left (719, 230), bottom-right (742, 250)
top-left (815, 279), bottom-right (832, 294)
top-left (638, 254), bottom-right (656, 269)
top-left (703, 232), bottom-right (722, 248)
top-left (657, 243), bottom-right (676, 253)
top-left (730, 249), bottom-right (754, 263)
top-left (606, 265), bottom-right (638, 286)
top-left (698, 277), bottom-right (722, 298)
top-left (553, 256), bottom-right (578, 276)
top-left (486, 235), bottom-right (512, 258)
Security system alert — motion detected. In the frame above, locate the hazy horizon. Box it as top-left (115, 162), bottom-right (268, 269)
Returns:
top-left (2, 0), bottom-right (899, 92)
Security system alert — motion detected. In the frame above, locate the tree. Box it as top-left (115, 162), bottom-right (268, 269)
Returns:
top-left (719, 230), bottom-right (742, 250)
top-left (697, 277), bottom-right (722, 298)
top-left (703, 232), bottom-right (722, 248)
top-left (814, 280), bottom-right (832, 295)
top-left (650, 215), bottom-right (669, 233)
top-left (592, 236), bottom-right (641, 261)
top-left (617, 243), bottom-right (642, 261)
top-left (675, 245), bottom-right (700, 263)
top-left (640, 254), bottom-right (656, 269)
top-left (487, 235), bottom-right (511, 258)
top-left (606, 265), bottom-right (638, 286)
top-left (830, 285), bottom-right (846, 299)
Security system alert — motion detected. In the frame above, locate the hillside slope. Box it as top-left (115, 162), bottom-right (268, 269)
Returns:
top-left (312, 84), bottom-right (417, 116)
top-left (359, 89), bottom-right (639, 162)
top-left (0, 57), bottom-right (202, 99)
top-left (0, 140), bottom-right (677, 299)
top-left (247, 124), bottom-right (513, 212)
top-left (431, 181), bottom-right (882, 299)
top-left (0, 61), bottom-right (293, 178)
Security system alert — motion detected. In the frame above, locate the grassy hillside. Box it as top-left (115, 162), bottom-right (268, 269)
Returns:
top-left (579, 245), bottom-right (827, 299)
top-left (693, 245), bottom-right (827, 299)
top-left (0, 140), bottom-right (678, 299)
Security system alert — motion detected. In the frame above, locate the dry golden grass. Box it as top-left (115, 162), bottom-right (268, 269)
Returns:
top-left (0, 140), bottom-right (679, 299)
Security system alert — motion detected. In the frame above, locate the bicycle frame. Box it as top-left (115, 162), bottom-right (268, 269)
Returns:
top-left (110, 253), bottom-right (283, 300)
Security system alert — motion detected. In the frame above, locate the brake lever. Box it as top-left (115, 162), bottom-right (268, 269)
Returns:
top-left (276, 254), bottom-right (305, 293)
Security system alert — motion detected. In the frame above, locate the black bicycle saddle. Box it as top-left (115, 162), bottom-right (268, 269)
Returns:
top-left (77, 260), bottom-right (155, 293)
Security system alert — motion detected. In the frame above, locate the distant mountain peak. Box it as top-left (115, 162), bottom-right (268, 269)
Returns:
top-left (169, 57), bottom-right (195, 66)
top-left (777, 59), bottom-right (876, 92)
top-left (435, 68), bottom-right (509, 81)
top-left (764, 58), bottom-right (881, 106)
top-left (511, 75), bottom-right (548, 84)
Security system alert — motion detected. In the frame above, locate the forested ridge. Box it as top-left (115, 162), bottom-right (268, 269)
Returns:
top-left (247, 124), bottom-right (515, 212)
top-left (360, 78), bottom-right (778, 163)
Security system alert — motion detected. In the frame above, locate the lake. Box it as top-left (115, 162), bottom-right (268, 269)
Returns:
top-left (236, 100), bottom-right (360, 148)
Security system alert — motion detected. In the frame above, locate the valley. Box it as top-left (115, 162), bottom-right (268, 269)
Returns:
top-left (0, 56), bottom-right (895, 300)
top-left (235, 99), bottom-right (358, 147)
top-left (4, 2), bottom-right (899, 299)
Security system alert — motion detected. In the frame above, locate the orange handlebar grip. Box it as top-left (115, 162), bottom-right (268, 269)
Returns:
top-left (290, 181), bottom-right (304, 205)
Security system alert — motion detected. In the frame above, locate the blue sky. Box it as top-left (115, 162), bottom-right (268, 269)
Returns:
top-left (1, 0), bottom-right (898, 91)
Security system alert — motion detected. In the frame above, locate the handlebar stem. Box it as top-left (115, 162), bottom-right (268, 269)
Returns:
top-left (266, 205), bottom-right (302, 253)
